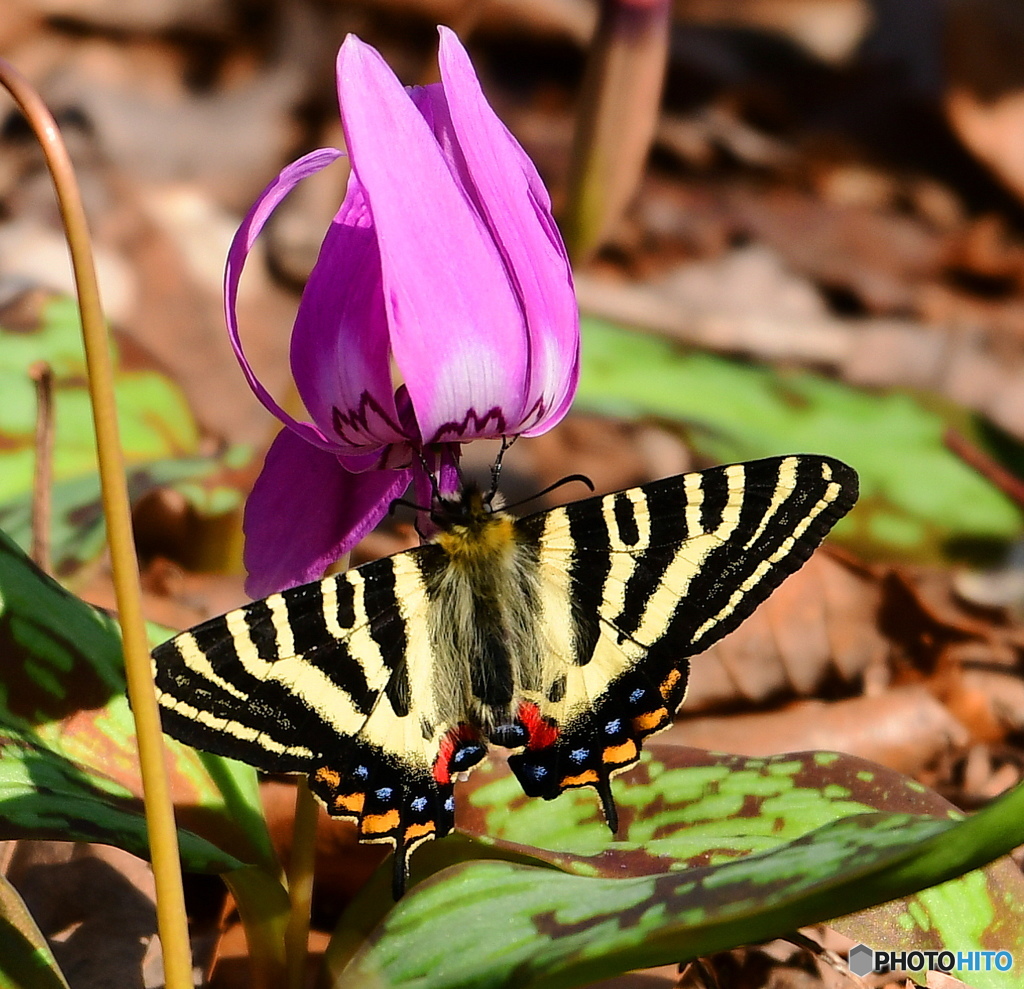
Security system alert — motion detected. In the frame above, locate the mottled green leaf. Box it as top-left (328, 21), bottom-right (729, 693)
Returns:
top-left (0, 728), bottom-right (240, 873)
top-left (0, 296), bottom-right (201, 494)
top-left (0, 293), bottom-right (219, 577)
top-left (456, 748), bottom-right (1024, 972)
top-left (0, 872), bottom-right (69, 989)
top-left (0, 526), bottom-right (274, 873)
top-left (461, 748), bottom-right (959, 867)
top-left (0, 456), bottom-right (227, 580)
top-left (339, 782), bottom-right (1024, 989)
top-left (577, 318), bottom-right (1023, 560)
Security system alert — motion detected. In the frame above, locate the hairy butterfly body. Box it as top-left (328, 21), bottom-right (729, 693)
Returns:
top-left (153, 454), bottom-right (858, 897)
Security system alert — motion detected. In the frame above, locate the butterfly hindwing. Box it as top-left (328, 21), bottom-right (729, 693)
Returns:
top-left (506, 455), bottom-right (858, 810)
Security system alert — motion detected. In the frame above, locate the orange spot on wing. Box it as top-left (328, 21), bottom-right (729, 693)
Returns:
top-left (560, 770), bottom-right (599, 788)
top-left (334, 792), bottom-right (365, 814)
top-left (632, 709), bottom-right (668, 732)
top-left (659, 668), bottom-right (682, 698)
top-left (361, 810), bottom-right (401, 834)
top-left (315, 767), bottom-right (341, 788)
top-left (404, 821), bottom-right (436, 841)
top-left (603, 740), bottom-right (638, 765)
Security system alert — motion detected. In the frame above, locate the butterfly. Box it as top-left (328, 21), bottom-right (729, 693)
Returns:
top-left (152, 454), bottom-right (858, 897)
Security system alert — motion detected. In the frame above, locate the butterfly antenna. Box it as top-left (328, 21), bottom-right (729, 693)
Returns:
top-left (485, 435), bottom-right (517, 504)
top-left (415, 448), bottom-right (444, 507)
top-left (388, 496), bottom-right (429, 515)
top-left (503, 473), bottom-right (595, 513)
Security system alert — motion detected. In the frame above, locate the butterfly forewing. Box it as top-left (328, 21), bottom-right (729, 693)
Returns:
top-left (152, 453), bottom-right (858, 897)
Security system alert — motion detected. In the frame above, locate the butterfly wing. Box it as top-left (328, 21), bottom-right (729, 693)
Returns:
top-left (506, 455), bottom-right (859, 823)
top-left (152, 551), bottom-right (458, 897)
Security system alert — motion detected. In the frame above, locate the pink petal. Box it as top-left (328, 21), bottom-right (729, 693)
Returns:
top-left (225, 148), bottom-right (347, 453)
top-left (336, 35), bottom-right (530, 446)
top-left (290, 170), bottom-right (410, 451)
top-left (243, 427), bottom-right (411, 597)
top-left (435, 27), bottom-right (579, 435)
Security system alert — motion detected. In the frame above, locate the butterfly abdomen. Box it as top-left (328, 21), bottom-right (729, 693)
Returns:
top-left (415, 497), bottom-right (550, 734)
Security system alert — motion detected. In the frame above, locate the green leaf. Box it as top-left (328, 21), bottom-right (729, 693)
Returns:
top-left (457, 747), bottom-right (1024, 974)
top-left (577, 318), bottom-right (1023, 560)
top-left (0, 526), bottom-right (275, 874)
top-left (0, 456), bottom-right (227, 580)
top-left (222, 866), bottom-right (291, 989)
top-left (460, 747), bottom-right (962, 873)
top-left (0, 296), bottom-right (201, 493)
top-left (0, 294), bottom-right (218, 577)
top-left (338, 783), bottom-right (1024, 989)
top-left (0, 872), bottom-right (69, 989)
top-left (0, 728), bottom-right (241, 873)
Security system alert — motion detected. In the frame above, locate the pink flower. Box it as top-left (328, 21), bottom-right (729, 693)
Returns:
top-left (226, 29), bottom-right (579, 597)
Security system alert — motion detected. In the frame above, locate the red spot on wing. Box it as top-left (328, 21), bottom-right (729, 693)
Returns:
top-left (432, 724), bottom-right (478, 784)
top-left (518, 701), bottom-right (560, 750)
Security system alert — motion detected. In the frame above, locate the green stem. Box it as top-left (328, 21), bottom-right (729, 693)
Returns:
top-left (283, 551), bottom-right (348, 987)
top-left (0, 59), bottom-right (194, 989)
top-left (285, 780), bottom-right (320, 989)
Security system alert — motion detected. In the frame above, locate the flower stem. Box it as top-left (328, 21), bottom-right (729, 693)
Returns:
top-left (0, 59), bottom-right (194, 989)
top-left (285, 779), bottom-right (319, 989)
top-left (29, 360), bottom-right (54, 573)
top-left (563, 0), bottom-right (671, 262)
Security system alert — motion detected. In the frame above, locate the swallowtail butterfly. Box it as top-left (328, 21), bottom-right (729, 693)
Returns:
top-left (153, 454), bottom-right (858, 896)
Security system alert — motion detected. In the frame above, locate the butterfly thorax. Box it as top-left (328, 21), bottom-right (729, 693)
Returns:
top-left (418, 487), bottom-right (546, 735)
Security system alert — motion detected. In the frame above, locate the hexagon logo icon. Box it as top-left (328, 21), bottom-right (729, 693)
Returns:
top-left (848, 943), bottom-right (874, 977)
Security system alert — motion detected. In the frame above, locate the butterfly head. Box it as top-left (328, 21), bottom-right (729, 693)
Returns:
top-left (430, 485), bottom-right (517, 562)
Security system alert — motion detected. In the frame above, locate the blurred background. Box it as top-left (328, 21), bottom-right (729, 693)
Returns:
top-left (6, 1), bottom-right (1024, 983)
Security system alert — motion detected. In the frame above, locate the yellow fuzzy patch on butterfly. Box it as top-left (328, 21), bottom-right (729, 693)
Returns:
top-left (361, 810), bottom-right (401, 834)
top-left (435, 513), bottom-right (517, 563)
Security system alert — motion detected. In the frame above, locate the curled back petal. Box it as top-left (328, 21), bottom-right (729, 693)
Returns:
top-left (435, 27), bottom-right (580, 435)
top-left (243, 428), bottom-right (412, 597)
top-left (336, 35), bottom-right (530, 447)
top-left (225, 147), bottom-right (347, 453)
top-left (290, 170), bottom-right (411, 452)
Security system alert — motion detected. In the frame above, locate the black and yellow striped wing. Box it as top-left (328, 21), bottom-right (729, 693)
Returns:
top-left (153, 554), bottom-right (459, 895)
top-left (152, 453), bottom-right (858, 896)
top-left (505, 455), bottom-right (858, 823)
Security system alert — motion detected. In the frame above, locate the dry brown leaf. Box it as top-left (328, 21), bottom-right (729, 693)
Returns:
top-left (879, 568), bottom-right (1024, 743)
top-left (663, 686), bottom-right (969, 775)
top-left (684, 548), bottom-right (887, 713)
top-left (4, 842), bottom-right (161, 989)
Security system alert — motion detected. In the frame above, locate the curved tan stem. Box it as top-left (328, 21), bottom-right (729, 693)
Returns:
top-left (0, 58), bottom-right (194, 989)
